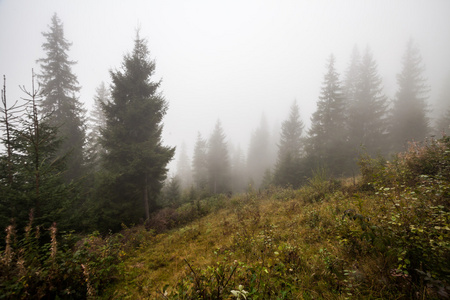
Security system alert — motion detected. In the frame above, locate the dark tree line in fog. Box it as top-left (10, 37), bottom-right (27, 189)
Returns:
top-left (1, 13), bottom-right (450, 235)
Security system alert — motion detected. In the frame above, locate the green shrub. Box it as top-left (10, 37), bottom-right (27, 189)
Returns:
top-left (340, 136), bottom-right (450, 298)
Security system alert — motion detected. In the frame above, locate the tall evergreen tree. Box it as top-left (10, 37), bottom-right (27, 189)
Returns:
top-left (343, 45), bottom-right (361, 105)
top-left (37, 13), bottom-right (86, 182)
top-left (86, 82), bottom-right (109, 168)
top-left (192, 132), bottom-right (208, 191)
top-left (176, 142), bottom-right (192, 189)
top-left (347, 47), bottom-right (389, 156)
top-left (207, 120), bottom-right (230, 194)
top-left (390, 39), bottom-right (430, 151)
top-left (0, 76), bottom-right (17, 187)
top-left (436, 109), bottom-right (450, 136)
top-left (100, 32), bottom-right (175, 227)
top-left (307, 54), bottom-right (349, 176)
top-left (433, 73), bottom-right (450, 125)
top-left (274, 100), bottom-right (304, 188)
top-left (1, 72), bottom-right (69, 232)
top-left (434, 73), bottom-right (450, 136)
top-left (161, 176), bottom-right (181, 207)
top-left (247, 114), bottom-right (272, 188)
top-left (230, 143), bottom-right (246, 193)
top-left (278, 101), bottom-right (304, 160)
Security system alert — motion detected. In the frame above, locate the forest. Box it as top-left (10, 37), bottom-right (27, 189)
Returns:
top-left (0, 12), bottom-right (449, 299)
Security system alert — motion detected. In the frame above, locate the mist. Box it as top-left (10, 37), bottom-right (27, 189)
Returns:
top-left (1, 0), bottom-right (450, 187)
top-left (2, 2), bottom-right (450, 296)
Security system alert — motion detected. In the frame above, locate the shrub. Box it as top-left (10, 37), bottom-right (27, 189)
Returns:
top-left (340, 136), bottom-right (450, 298)
top-left (0, 213), bottom-right (123, 299)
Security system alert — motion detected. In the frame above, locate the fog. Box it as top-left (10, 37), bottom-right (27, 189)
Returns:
top-left (1, 0), bottom-right (450, 174)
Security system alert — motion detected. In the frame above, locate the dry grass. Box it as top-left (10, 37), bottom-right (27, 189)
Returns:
top-left (104, 139), bottom-right (450, 299)
top-left (105, 182), bottom-right (384, 299)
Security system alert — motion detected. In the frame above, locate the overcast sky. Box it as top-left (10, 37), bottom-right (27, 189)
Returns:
top-left (1, 0), bottom-right (450, 170)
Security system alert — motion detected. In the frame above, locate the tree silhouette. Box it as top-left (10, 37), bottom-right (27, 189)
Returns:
top-left (100, 32), bottom-right (174, 225)
top-left (37, 13), bottom-right (86, 182)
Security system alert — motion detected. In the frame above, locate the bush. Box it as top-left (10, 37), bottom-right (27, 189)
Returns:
top-left (299, 167), bottom-right (341, 203)
top-left (339, 136), bottom-right (450, 298)
top-left (0, 213), bottom-right (123, 299)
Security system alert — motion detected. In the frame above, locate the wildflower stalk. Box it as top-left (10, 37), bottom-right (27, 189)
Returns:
top-left (50, 222), bottom-right (57, 262)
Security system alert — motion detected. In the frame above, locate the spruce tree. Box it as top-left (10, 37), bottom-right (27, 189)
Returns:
top-left (86, 82), bottom-right (109, 168)
top-left (274, 100), bottom-right (304, 188)
top-left (390, 39), bottom-right (430, 151)
top-left (192, 132), bottom-right (208, 191)
top-left (278, 101), bottom-right (304, 160)
top-left (100, 33), bottom-right (175, 227)
top-left (207, 120), bottom-right (230, 194)
top-left (230, 144), bottom-right (247, 193)
top-left (347, 47), bottom-right (389, 156)
top-left (0, 76), bottom-right (17, 186)
top-left (1, 72), bottom-right (69, 231)
top-left (343, 45), bottom-right (361, 105)
top-left (247, 114), bottom-right (271, 188)
top-left (162, 176), bottom-right (181, 207)
top-left (307, 54), bottom-right (349, 176)
top-left (436, 109), bottom-right (450, 136)
top-left (176, 142), bottom-right (193, 189)
top-left (434, 73), bottom-right (450, 136)
top-left (37, 13), bottom-right (86, 182)
top-left (0, 76), bottom-right (19, 231)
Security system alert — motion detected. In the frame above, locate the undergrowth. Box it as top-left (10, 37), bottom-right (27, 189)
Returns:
top-left (0, 213), bottom-right (153, 299)
top-left (1, 136), bottom-right (449, 299)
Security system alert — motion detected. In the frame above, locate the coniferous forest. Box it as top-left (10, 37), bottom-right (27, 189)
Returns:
top-left (1, 10), bottom-right (450, 299)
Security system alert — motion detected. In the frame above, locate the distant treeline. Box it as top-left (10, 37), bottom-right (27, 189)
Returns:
top-left (173, 43), bottom-right (450, 196)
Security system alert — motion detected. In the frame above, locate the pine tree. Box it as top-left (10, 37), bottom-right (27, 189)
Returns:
top-left (434, 74), bottom-right (450, 136)
top-left (260, 168), bottom-right (274, 190)
top-left (0, 76), bottom-right (19, 232)
top-left (162, 176), bottom-right (181, 206)
top-left (348, 47), bottom-right (389, 156)
top-left (436, 109), bottom-right (450, 136)
top-left (230, 144), bottom-right (246, 193)
top-left (343, 45), bottom-right (361, 105)
top-left (247, 114), bottom-right (272, 188)
top-left (207, 120), bottom-right (230, 194)
top-left (176, 142), bottom-right (192, 189)
top-left (0, 75), bottom-right (17, 186)
top-left (390, 39), bottom-right (430, 151)
top-left (86, 82), bottom-right (109, 168)
top-left (278, 101), bottom-right (304, 160)
top-left (1, 71), bottom-right (69, 231)
top-left (37, 13), bottom-right (86, 182)
top-left (100, 32), bottom-right (175, 227)
top-left (192, 132), bottom-right (208, 191)
top-left (307, 54), bottom-right (349, 176)
top-left (274, 101), bottom-right (305, 188)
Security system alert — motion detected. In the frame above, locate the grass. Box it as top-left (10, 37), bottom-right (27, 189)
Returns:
top-left (103, 184), bottom-right (401, 299)
top-left (2, 137), bottom-right (448, 299)
top-left (104, 137), bottom-right (450, 299)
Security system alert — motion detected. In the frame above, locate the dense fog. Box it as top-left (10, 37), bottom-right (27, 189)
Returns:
top-left (1, 0), bottom-right (450, 193)
top-left (2, 2), bottom-right (450, 297)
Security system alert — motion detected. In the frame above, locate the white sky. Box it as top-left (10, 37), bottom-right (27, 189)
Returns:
top-left (1, 0), bottom-right (450, 170)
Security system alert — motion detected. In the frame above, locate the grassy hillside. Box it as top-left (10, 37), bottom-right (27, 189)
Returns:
top-left (104, 138), bottom-right (450, 299)
top-left (1, 138), bottom-right (448, 299)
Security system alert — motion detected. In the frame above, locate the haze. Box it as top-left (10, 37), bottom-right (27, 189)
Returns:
top-left (1, 0), bottom-right (450, 172)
